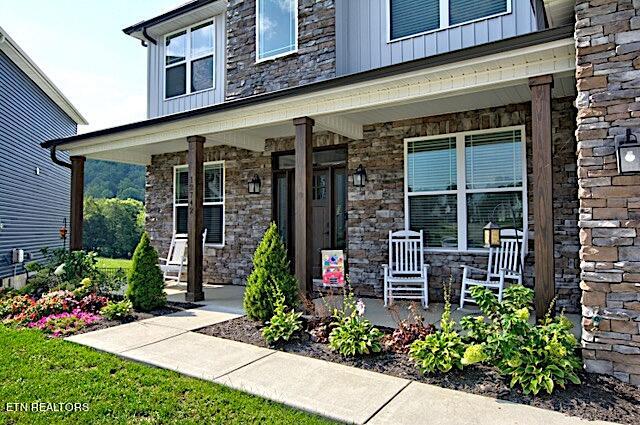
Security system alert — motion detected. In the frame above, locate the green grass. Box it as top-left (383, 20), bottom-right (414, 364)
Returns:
top-left (0, 327), bottom-right (335, 424)
top-left (95, 257), bottom-right (132, 270)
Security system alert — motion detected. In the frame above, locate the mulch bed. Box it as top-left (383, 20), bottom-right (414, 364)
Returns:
top-left (74, 301), bottom-right (203, 335)
top-left (197, 316), bottom-right (640, 425)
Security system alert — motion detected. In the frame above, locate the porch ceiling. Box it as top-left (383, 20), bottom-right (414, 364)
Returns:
top-left (52, 34), bottom-right (576, 166)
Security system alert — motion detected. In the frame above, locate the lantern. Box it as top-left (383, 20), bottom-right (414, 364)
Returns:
top-left (248, 174), bottom-right (261, 194)
top-left (616, 129), bottom-right (640, 174)
top-left (483, 222), bottom-right (501, 248)
top-left (353, 164), bottom-right (367, 187)
top-left (59, 226), bottom-right (68, 240)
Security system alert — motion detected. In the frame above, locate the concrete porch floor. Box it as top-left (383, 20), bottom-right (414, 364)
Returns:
top-left (164, 283), bottom-right (582, 339)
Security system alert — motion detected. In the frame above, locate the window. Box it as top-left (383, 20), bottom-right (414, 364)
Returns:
top-left (388, 0), bottom-right (510, 41)
top-left (405, 127), bottom-right (526, 251)
top-left (174, 162), bottom-right (224, 245)
top-left (165, 21), bottom-right (215, 99)
top-left (257, 0), bottom-right (298, 61)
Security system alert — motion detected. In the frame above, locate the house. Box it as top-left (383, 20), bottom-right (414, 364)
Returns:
top-left (42, 0), bottom-right (640, 386)
top-left (0, 26), bottom-right (87, 288)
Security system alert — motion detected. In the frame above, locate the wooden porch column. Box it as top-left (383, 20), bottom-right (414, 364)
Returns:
top-left (293, 117), bottom-right (314, 296)
top-left (186, 135), bottom-right (205, 302)
top-left (529, 75), bottom-right (554, 320)
top-left (70, 156), bottom-right (85, 251)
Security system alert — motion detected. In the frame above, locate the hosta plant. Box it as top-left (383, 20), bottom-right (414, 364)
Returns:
top-left (460, 285), bottom-right (581, 395)
top-left (100, 299), bottom-right (134, 321)
top-left (262, 289), bottom-right (302, 344)
top-left (409, 280), bottom-right (466, 373)
top-left (328, 283), bottom-right (382, 356)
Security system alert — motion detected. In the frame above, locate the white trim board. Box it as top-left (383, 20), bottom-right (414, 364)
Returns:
top-left (62, 38), bottom-right (575, 160)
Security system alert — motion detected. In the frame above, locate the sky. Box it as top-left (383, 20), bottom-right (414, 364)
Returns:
top-left (1, 0), bottom-right (183, 133)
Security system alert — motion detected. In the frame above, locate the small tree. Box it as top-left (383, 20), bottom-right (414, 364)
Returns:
top-left (126, 232), bottom-right (166, 311)
top-left (243, 223), bottom-right (298, 322)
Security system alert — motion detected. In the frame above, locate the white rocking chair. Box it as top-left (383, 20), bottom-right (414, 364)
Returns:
top-left (159, 229), bottom-right (208, 284)
top-left (383, 230), bottom-right (429, 308)
top-left (459, 229), bottom-right (527, 309)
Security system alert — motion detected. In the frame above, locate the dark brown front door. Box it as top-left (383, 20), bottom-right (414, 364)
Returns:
top-left (272, 148), bottom-right (347, 279)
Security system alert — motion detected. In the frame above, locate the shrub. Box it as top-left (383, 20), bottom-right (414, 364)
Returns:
top-left (382, 303), bottom-right (435, 354)
top-left (126, 232), bottom-right (166, 312)
top-left (100, 299), bottom-right (134, 321)
top-left (409, 280), bottom-right (466, 373)
top-left (244, 223), bottom-right (298, 322)
top-left (262, 289), bottom-right (303, 344)
top-left (328, 284), bottom-right (382, 356)
top-left (460, 285), bottom-right (581, 395)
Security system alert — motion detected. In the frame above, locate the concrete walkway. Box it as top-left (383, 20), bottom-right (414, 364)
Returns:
top-left (66, 306), bottom-right (610, 425)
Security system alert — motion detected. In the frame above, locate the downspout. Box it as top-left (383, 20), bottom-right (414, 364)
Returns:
top-left (49, 145), bottom-right (72, 169)
top-left (140, 27), bottom-right (157, 47)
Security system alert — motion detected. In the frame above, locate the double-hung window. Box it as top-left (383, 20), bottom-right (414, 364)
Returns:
top-left (389, 0), bottom-right (510, 41)
top-left (256, 0), bottom-right (298, 61)
top-left (174, 162), bottom-right (224, 246)
top-left (405, 127), bottom-right (526, 251)
top-left (165, 20), bottom-right (215, 99)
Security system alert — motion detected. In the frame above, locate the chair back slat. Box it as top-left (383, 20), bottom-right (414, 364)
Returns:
top-left (488, 229), bottom-right (526, 278)
top-left (169, 238), bottom-right (187, 265)
top-left (388, 230), bottom-right (424, 275)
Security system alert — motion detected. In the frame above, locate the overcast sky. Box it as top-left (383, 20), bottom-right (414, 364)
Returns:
top-left (1, 0), bottom-right (182, 133)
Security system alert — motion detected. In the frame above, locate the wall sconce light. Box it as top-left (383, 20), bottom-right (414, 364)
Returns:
top-left (353, 164), bottom-right (367, 187)
top-left (617, 129), bottom-right (640, 174)
top-left (483, 222), bottom-right (502, 248)
top-left (248, 174), bottom-right (261, 194)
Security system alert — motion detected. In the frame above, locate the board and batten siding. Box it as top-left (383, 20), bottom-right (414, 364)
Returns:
top-left (336, 0), bottom-right (543, 76)
top-left (0, 50), bottom-right (76, 279)
top-left (147, 13), bottom-right (226, 118)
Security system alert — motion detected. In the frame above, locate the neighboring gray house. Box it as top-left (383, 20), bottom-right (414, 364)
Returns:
top-left (0, 26), bottom-right (86, 286)
top-left (43, 0), bottom-right (640, 386)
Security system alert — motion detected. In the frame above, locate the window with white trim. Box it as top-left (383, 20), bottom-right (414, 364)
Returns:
top-left (165, 21), bottom-right (215, 99)
top-left (256, 0), bottom-right (298, 61)
top-left (174, 162), bottom-right (224, 245)
top-left (389, 0), bottom-right (510, 41)
top-left (405, 127), bottom-right (526, 250)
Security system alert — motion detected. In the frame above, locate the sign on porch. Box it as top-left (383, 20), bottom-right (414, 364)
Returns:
top-left (321, 250), bottom-right (345, 287)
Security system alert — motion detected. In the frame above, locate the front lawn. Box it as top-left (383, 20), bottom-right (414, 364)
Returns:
top-left (0, 327), bottom-right (334, 424)
top-left (95, 257), bottom-right (132, 270)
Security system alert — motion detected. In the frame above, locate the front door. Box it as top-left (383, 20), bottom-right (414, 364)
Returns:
top-left (272, 148), bottom-right (347, 278)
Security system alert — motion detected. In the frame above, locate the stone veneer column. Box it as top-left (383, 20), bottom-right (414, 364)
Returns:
top-left (575, 0), bottom-right (640, 386)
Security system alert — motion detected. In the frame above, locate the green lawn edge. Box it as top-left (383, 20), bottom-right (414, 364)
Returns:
top-left (0, 326), bottom-right (336, 425)
top-left (95, 258), bottom-right (133, 270)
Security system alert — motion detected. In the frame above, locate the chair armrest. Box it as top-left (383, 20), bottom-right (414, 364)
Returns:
top-left (383, 265), bottom-right (389, 276)
top-left (158, 257), bottom-right (169, 263)
top-left (460, 265), bottom-right (488, 274)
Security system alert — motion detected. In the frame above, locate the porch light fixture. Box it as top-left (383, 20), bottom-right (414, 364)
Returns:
top-left (616, 129), bottom-right (640, 174)
top-left (483, 222), bottom-right (501, 248)
top-left (353, 164), bottom-right (367, 187)
top-left (248, 174), bottom-right (261, 194)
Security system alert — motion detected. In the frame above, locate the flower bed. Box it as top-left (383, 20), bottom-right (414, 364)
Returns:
top-left (197, 315), bottom-right (639, 425)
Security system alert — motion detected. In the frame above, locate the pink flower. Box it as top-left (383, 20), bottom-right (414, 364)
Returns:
top-left (356, 299), bottom-right (366, 316)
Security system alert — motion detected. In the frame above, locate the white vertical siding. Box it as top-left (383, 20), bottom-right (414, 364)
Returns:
top-left (336, 0), bottom-right (542, 76)
top-left (147, 13), bottom-right (226, 118)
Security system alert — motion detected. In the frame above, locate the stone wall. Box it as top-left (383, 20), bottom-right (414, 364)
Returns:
top-left (145, 100), bottom-right (581, 311)
top-left (575, 0), bottom-right (640, 386)
top-left (225, 0), bottom-right (336, 100)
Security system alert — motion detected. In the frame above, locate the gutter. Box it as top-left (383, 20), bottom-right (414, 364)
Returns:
top-left (140, 27), bottom-right (157, 47)
top-left (49, 145), bottom-right (72, 169)
top-left (42, 25), bottom-right (574, 149)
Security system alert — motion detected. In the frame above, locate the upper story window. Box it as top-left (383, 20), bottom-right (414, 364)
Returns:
top-left (405, 127), bottom-right (525, 251)
top-left (256, 0), bottom-right (298, 62)
top-left (165, 21), bottom-right (215, 99)
top-left (389, 0), bottom-right (510, 41)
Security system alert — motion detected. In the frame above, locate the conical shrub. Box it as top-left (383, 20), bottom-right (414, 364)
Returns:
top-left (243, 222), bottom-right (298, 322)
top-left (126, 232), bottom-right (166, 311)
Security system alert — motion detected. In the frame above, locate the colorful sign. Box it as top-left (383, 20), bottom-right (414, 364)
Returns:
top-left (321, 250), bottom-right (345, 287)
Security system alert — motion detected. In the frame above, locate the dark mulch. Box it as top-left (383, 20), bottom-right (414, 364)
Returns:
top-left (75, 301), bottom-right (203, 335)
top-left (197, 316), bottom-right (640, 425)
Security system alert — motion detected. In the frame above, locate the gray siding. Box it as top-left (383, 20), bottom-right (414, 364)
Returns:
top-left (0, 50), bottom-right (76, 278)
top-left (336, 0), bottom-right (541, 76)
top-left (147, 13), bottom-right (226, 118)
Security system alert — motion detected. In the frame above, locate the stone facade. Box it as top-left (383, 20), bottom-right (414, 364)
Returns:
top-left (225, 0), bottom-right (336, 100)
top-left (575, 0), bottom-right (640, 386)
top-left (145, 100), bottom-right (581, 312)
